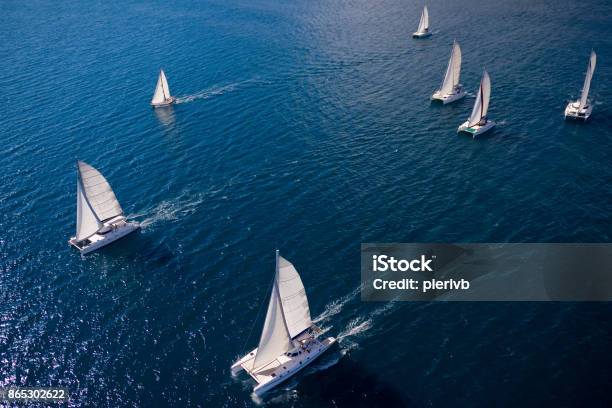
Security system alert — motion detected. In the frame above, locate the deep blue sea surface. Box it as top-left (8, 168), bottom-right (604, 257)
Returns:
top-left (2, 0), bottom-right (612, 406)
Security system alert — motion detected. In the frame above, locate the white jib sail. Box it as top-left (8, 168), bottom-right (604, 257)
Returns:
top-left (76, 178), bottom-right (102, 241)
top-left (277, 256), bottom-right (312, 339)
top-left (253, 252), bottom-right (293, 371)
top-left (417, 6), bottom-right (429, 33)
top-left (77, 161), bottom-right (124, 222)
top-left (151, 70), bottom-right (171, 104)
top-left (440, 41), bottom-right (461, 95)
top-left (468, 70), bottom-right (491, 127)
top-left (579, 51), bottom-right (596, 110)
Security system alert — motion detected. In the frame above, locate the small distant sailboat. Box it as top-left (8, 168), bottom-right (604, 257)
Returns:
top-left (565, 51), bottom-right (597, 121)
top-left (69, 161), bottom-right (139, 254)
top-left (432, 41), bottom-right (466, 104)
top-left (458, 70), bottom-right (495, 137)
top-left (413, 6), bottom-right (431, 38)
top-left (151, 69), bottom-right (175, 107)
top-left (231, 250), bottom-right (336, 397)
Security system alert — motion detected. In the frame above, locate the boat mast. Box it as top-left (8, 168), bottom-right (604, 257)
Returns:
top-left (480, 79), bottom-right (485, 119)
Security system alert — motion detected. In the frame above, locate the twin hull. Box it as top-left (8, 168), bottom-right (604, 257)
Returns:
top-left (232, 336), bottom-right (337, 397)
top-left (69, 222), bottom-right (140, 254)
top-left (151, 97), bottom-right (176, 108)
top-left (431, 89), bottom-right (466, 104)
top-left (413, 31), bottom-right (432, 38)
top-left (457, 120), bottom-right (496, 137)
top-left (564, 101), bottom-right (592, 120)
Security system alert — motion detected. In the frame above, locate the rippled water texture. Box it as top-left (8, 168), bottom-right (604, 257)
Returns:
top-left (1, 0), bottom-right (612, 406)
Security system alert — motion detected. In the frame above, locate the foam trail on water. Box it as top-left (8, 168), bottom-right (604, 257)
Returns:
top-left (175, 77), bottom-right (269, 104)
top-left (134, 193), bottom-right (204, 228)
top-left (175, 83), bottom-right (239, 104)
top-left (336, 301), bottom-right (400, 351)
top-left (338, 317), bottom-right (372, 340)
top-left (313, 284), bottom-right (362, 324)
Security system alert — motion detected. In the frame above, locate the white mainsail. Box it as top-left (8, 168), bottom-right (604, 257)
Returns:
top-left (468, 70), bottom-right (491, 127)
top-left (77, 161), bottom-right (123, 223)
top-left (277, 256), bottom-right (312, 338)
top-left (76, 178), bottom-right (102, 241)
top-left (151, 70), bottom-right (171, 105)
top-left (440, 41), bottom-right (462, 95)
top-left (253, 251), bottom-right (293, 371)
top-left (578, 51), bottom-right (596, 110)
top-left (417, 6), bottom-right (429, 33)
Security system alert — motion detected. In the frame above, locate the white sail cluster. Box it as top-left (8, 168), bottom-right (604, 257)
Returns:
top-left (75, 161), bottom-right (123, 241)
top-left (151, 70), bottom-right (172, 105)
top-left (467, 71), bottom-right (491, 127)
top-left (439, 41), bottom-right (461, 96)
top-left (579, 51), bottom-right (597, 110)
top-left (252, 252), bottom-right (312, 371)
top-left (417, 6), bottom-right (429, 33)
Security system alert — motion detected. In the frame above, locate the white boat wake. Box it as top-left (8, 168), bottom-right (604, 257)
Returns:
top-left (337, 300), bottom-right (399, 352)
top-left (285, 301), bottom-right (402, 388)
top-left (133, 192), bottom-right (204, 228)
top-left (337, 317), bottom-right (372, 340)
top-left (175, 77), bottom-right (268, 104)
top-left (175, 83), bottom-right (239, 104)
top-left (313, 284), bottom-right (362, 324)
top-left (312, 284), bottom-right (401, 351)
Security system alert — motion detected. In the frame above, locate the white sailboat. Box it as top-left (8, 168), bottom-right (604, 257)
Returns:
top-left (565, 51), bottom-right (597, 121)
top-left (413, 6), bottom-right (432, 38)
top-left (68, 161), bottom-right (139, 254)
top-left (231, 251), bottom-right (336, 397)
top-left (432, 41), bottom-right (466, 104)
top-left (151, 69), bottom-right (175, 107)
top-left (458, 70), bottom-right (495, 137)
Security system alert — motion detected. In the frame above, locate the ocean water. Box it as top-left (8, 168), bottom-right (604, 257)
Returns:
top-left (1, 0), bottom-right (612, 406)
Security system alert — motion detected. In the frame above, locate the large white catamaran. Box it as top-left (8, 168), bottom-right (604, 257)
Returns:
top-left (151, 69), bottom-right (175, 107)
top-left (432, 41), bottom-right (465, 104)
top-left (458, 70), bottom-right (495, 137)
top-left (565, 51), bottom-right (597, 121)
top-left (413, 6), bottom-right (431, 38)
top-left (231, 250), bottom-right (336, 397)
top-left (69, 161), bottom-right (139, 254)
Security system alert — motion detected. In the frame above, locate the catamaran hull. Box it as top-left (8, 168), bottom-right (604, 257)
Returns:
top-left (458, 120), bottom-right (496, 138)
top-left (564, 101), bottom-right (592, 121)
top-left (413, 31), bottom-right (432, 38)
top-left (151, 97), bottom-right (176, 108)
top-left (232, 336), bottom-right (337, 397)
top-left (69, 222), bottom-right (140, 254)
top-left (431, 89), bottom-right (466, 104)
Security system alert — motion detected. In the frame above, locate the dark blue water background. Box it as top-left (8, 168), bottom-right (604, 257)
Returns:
top-left (2, 0), bottom-right (612, 406)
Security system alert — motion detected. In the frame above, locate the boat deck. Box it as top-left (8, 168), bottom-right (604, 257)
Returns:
top-left (232, 328), bottom-right (335, 390)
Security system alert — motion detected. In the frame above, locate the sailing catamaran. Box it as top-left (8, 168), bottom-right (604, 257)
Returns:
top-left (69, 161), bottom-right (139, 254)
top-left (432, 41), bottom-right (465, 104)
top-left (458, 70), bottom-right (495, 137)
top-left (231, 251), bottom-right (336, 397)
top-left (565, 51), bottom-right (597, 121)
top-left (151, 69), bottom-right (175, 107)
top-left (413, 6), bottom-right (431, 38)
